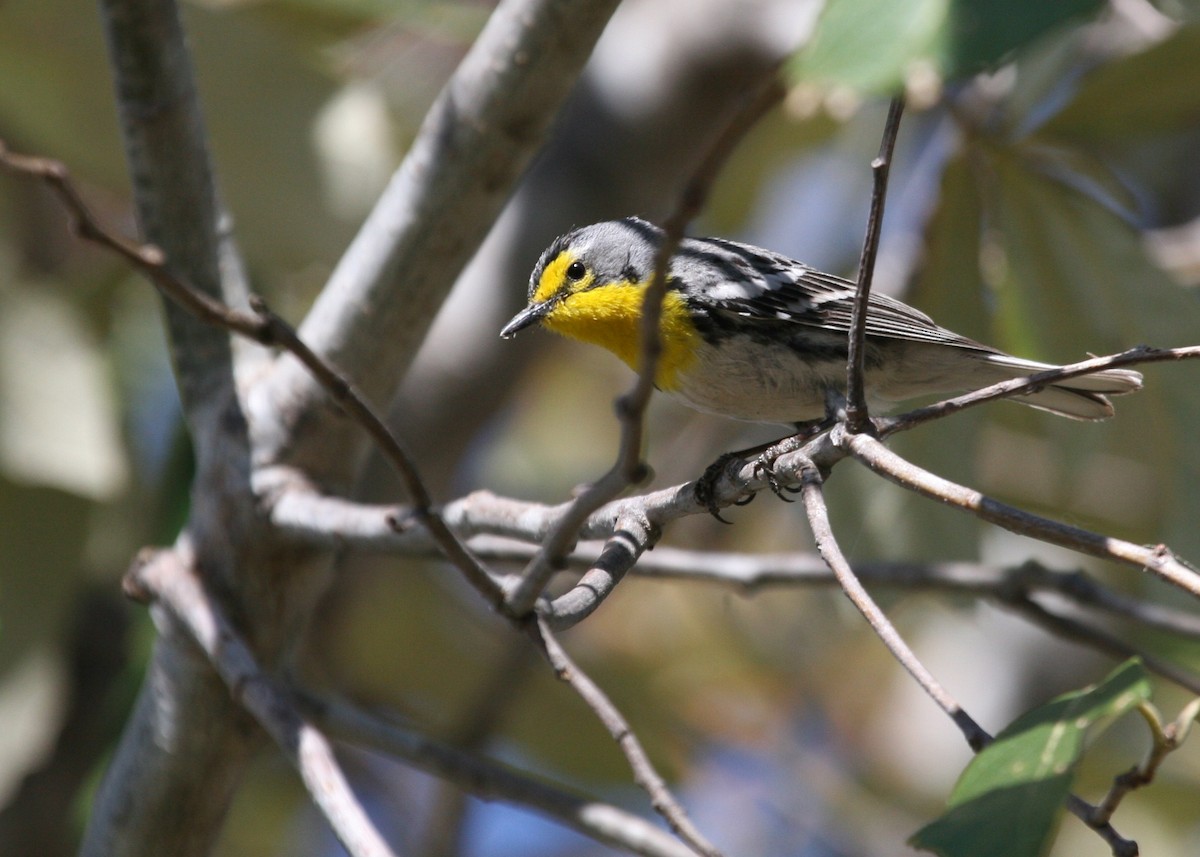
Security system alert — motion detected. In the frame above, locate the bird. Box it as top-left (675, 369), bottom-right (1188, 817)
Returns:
top-left (502, 217), bottom-right (1142, 424)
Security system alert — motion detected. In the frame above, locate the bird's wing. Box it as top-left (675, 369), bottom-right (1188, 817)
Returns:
top-left (678, 237), bottom-right (994, 351)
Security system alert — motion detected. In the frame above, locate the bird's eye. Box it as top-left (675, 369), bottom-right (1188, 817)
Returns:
top-left (566, 261), bottom-right (587, 281)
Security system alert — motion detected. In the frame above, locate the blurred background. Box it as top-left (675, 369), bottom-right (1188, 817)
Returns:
top-left (1, 0), bottom-right (1199, 854)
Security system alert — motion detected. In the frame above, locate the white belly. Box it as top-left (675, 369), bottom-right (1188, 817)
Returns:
top-left (667, 336), bottom-right (988, 424)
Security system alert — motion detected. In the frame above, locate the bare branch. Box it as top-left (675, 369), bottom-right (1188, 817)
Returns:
top-left (882, 345), bottom-right (1200, 436)
top-left (305, 695), bottom-right (700, 857)
top-left (504, 74), bottom-right (786, 616)
top-left (124, 549), bottom-right (398, 857)
top-left (0, 142), bottom-right (503, 611)
top-left (845, 97), bottom-right (906, 432)
top-left (529, 618), bottom-right (724, 857)
top-left (1087, 699), bottom-right (1200, 829)
top-left (94, 0), bottom-right (252, 416)
top-left (844, 431), bottom-right (1200, 600)
top-left (271, 486), bottom-right (1200, 654)
top-left (1004, 597), bottom-right (1200, 693)
top-left (795, 453), bottom-right (990, 750)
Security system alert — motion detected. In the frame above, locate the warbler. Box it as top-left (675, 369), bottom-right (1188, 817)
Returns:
top-left (501, 217), bottom-right (1143, 425)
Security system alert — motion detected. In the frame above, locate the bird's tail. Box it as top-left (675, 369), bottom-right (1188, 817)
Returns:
top-left (980, 354), bottom-right (1143, 420)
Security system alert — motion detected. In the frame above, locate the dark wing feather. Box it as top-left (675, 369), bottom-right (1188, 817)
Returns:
top-left (678, 236), bottom-right (996, 353)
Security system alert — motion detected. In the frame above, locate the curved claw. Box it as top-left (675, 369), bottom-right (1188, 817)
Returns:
top-left (695, 452), bottom-right (754, 523)
top-left (753, 452), bottom-right (795, 502)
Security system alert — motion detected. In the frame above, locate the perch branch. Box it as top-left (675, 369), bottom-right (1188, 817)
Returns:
top-left (845, 96), bottom-right (906, 432)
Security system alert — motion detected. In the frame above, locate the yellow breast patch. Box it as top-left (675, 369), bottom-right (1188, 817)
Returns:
top-left (541, 281), bottom-right (700, 391)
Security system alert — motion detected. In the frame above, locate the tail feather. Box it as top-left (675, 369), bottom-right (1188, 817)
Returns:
top-left (981, 355), bottom-right (1144, 421)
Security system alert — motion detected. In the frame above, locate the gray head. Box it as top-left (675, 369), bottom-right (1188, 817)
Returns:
top-left (501, 217), bottom-right (665, 338)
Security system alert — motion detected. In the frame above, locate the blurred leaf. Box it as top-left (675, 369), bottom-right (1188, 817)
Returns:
top-left (0, 0), bottom-right (126, 183)
top-left (891, 152), bottom-right (990, 558)
top-left (0, 477), bottom-right (91, 674)
top-left (0, 287), bottom-right (128, 499)
top-left (982, 145), bottom-right (1200, 548)
top-left (790, 0), bottom-right (947, 92)
top-left (261, 0), bottom-right (491, 42)
top-left (1042, 26), bottom-right (1200, 139)
top-left (790, 0), bottom-right (1105, 92)
top-left (911, 659), bottom-right (1151, 857)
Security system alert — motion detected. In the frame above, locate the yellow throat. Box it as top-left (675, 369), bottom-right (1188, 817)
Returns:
top-left (539, 279), bottom-right (700, 391)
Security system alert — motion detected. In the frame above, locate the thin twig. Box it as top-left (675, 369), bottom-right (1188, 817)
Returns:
top-left (795, 453), bottom-right (990, 750)
top-left (1003, 595), bottom-right (1200, 693)
top-left (124, 549), bottom-right (398, 857)
top-left (1064, 795), bottom-right (1139, 857)
top-left (529, 617), bottom-right (725, 857)
top-left (304, 694), bottom-right (700, 857)
top-left (881, 345), bottom-right (1200, 436)
top-left (0, 142), bottom-right (261, 339)
top-left (503, 74), bottom-right (786, 616)
top-left (1088, 699), bottom-right (1200, 829)
top-left (795, 454), bottom-right (1138, 852)
top-left (845, 432), bottom-right (1200, 600)
top-left (845, 97), bottom-right (906, 432)
top-left (0, 142), bottom-right (503, 611)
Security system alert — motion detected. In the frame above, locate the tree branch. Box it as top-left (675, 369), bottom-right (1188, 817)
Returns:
top-left (795, 452), bottom-right (989, 749)
top-left (304, 695), bottom-right (701, 857)
top-left (124, 549), bottom-right (397, 857)
top-left (844, 431), bottom-right (1200, 600)
top-left (78, 0), bottom-right (261, 851)
top-left (845, 97), bottom-right (905, 432)
top-left (881, 345), bottom-right (1200, 436)
top-left (529, 618), bottom-right (724, 857)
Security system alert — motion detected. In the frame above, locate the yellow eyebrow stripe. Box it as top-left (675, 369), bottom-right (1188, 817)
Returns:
top-left (532, 251), bottom-right (594, 304)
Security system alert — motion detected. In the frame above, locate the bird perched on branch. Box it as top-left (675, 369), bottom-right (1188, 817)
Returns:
top-left (503, 217), bottom-right (1141, 421)
top-left (501, 217), bottom-right (1143, 509)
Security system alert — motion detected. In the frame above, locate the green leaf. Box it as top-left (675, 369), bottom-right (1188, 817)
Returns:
top-left (911, 659), bottom-right (1151, 857)
top-left (790, 0), bottom-right (1106, 93)
top-left (790, 0), bottom-right (949, 93)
